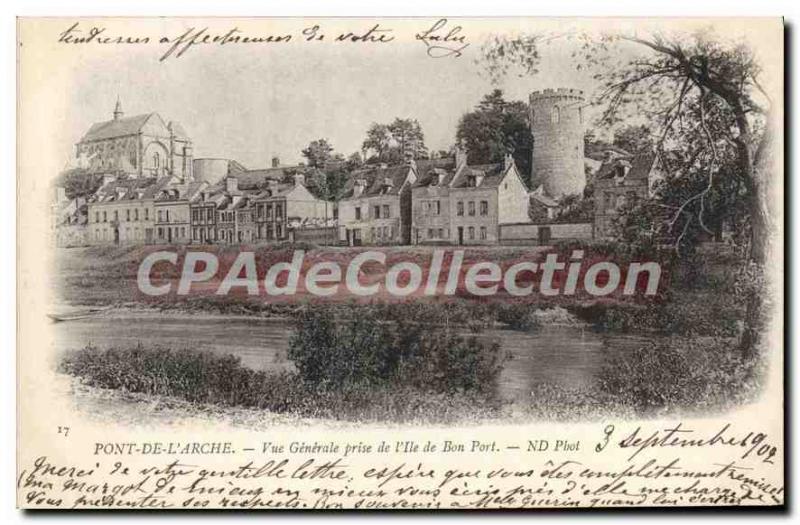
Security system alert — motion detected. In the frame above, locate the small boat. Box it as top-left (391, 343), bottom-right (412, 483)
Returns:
top-left (47, 306), bottom-right (112, 322)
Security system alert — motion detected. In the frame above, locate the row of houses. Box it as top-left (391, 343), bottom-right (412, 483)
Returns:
top-left (80, 171), bottom-right (330, 247)
top-left (51, 101), bottom-right (662, 248)
top-left (53, 147), bottom-right (660, 248)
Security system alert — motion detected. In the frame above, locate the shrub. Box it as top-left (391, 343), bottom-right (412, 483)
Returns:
top-left (495, 303), bottom-right (540, 331)
top-left (596, 337), bottom-right (758, 415)
top-left (59, 343), bottom-right (504, 424)
top-left (287, 305), bottom-right (506, 396)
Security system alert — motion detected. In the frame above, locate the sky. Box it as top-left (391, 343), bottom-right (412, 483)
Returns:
top-left (63, 19), bottom-right (597, 169)
top-left (54, 17), bottom-right (782, 171)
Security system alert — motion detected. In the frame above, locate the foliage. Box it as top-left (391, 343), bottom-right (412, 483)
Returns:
top-left (59, 345), bottom-right (501, 423)
top-left (553, 191), bottom-right (595, 223)
top-left (362, 118), bottom-right (428, 163)
top-left (524, 336), bottom-right (760, 420)
top-left (455, 89), bottom-right (532, 183)
top-left (612, 124), bottom-right (655, 154)
top-left (495, 303), bottom-right (540, 331)
top-left (301, 138), bottom-right (337, 168)
top-left (596, 337), bottom-right (759, 415)
top-left (58, 168), bottom-right (107, 200)
top-left (288, 305), bottom-right (506, 395)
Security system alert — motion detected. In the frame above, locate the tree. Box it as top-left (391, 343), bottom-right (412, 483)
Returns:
top-left (362, 119), bottom-right (428, 163)
top-left (613, 124), bottom-right (655, 154)
top-left (480, 29), bottom-right (776, 359)
top-left (301, 138), bottom-right (336, 169)
top-left (387, 118), bottom-right (428, 160)
top-left (455, 89), bottom-right (532, 183)
top-left (362, 124), bottom-right (392, 162)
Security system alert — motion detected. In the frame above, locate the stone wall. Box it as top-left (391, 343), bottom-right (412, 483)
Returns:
top-left (499, 221), bottom-right (593, 245)
top-left (529, 88), bottom-right (586, 198)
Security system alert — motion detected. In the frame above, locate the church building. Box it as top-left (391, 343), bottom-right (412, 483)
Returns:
top-left (75, 99), bottom-right (193, 180)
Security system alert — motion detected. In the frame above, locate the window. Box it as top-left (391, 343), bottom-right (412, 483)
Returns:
top-left (266, 204), bottom-right (273, 219)
top-left (374, 205), bottom-right (381, 219)
top-left (355, 207), bottom-right (362, 220)
top-left (468, 201), bottom-right (475, 216)
top-left (126, 209), bottom-right (130, 222)
top-left (145, 209), bottom-right (149, 221)
top-left (480, 226), bottom-right (487, 240)
top-left (207, 209), bottom-right (213, 221)
top-left (275, 204), bottom-right (283, 219)
top-left (383, 205), bottom-right (390, 218)
top-left (180, 227), bottom-right (185, 238)
top-left (102, 211), bottom-right (107, 222)
top-left (434, 201), bottom-right (441, 216)
top-left (166, 210), bottom-right (170, 222)
top-left (468, 226), bottom-right (475, 240)
top-left (134, 209), bottom-right (139, 221)
top-left (457, 201), bottom-right (464, 216)
top-left (427, 228), bottom-right (434, 238)
top-left (480, 200), bottom-right (488, 216)
top-left (158, 210), bottom-right (163, 222)
top-left (113, 211), bottom-right (118, 222)
top-left (438, 228), bottom-right (444, 239)
top-left (95, 212), bottom-right (99, 223)
top-left (551, 105), bottom-right (560, 124)
top-left (153, 152), bottom-right (160, 169)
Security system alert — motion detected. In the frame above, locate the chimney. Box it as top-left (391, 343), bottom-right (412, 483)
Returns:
top-left (226, 176), bottom-right (239, 193)
top-left (354, 179), bottom-right (367, 197)
top-left (271, 156), bottom-right (280, 168)
top-left (504, 153), bottom-right (514, 171)
top-left (455, 147), bottom-right (468, 170)
top-left (293, 173), bottom-right (305, 186)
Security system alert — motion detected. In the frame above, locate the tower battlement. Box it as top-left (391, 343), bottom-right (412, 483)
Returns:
top-left (529, 88), bottom-right (585, 102)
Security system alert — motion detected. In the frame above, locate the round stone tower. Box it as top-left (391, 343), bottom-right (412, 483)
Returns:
top-left (529, 88), bottom-right (586, 198)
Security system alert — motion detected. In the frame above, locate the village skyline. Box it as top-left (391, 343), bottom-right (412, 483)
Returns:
top-left (62, 36), bottom-right (604, 170)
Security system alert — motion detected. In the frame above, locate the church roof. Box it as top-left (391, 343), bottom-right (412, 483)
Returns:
top-left (167, 121), bottom-right (189, 140)
top-left (80, 113), bottom-right (155, 143)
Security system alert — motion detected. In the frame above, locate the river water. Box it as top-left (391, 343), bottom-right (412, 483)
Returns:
top-left (52, 313), bottom-right (651, 403)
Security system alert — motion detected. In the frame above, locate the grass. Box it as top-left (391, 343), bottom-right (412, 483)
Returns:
top-left (523, 336), bottom-right (763, 420)
top-left (59, 345), bottom-right (503, 424)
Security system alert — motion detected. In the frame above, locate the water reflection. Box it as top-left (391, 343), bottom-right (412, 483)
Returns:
top-left (52, 315), bottom-right (650, 403)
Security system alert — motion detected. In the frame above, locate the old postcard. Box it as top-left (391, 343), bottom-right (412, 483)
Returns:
top-left (17, 17), bottom-right (784, 509)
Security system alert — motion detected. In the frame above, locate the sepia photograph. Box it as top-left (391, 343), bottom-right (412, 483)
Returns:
top-left (16, 14), bottom-right (785, 510)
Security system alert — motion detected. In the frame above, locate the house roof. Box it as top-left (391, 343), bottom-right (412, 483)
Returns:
top-left (413, 157), bottom-right (457, 188)
top-left (596, 152), bottom-right (656, 182)
top-left (92, 176), bottom-right (162, 202)
top-left (585, 142), bottom-right (632, 161)
top-left (341, 164), bottom-right (413, 199)
top-left (530, 191), bottom-right (559, 208)
top-left (80, 113), bottom-right (155, 142)
top-left (450, 163), bottom-right (506, 189)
